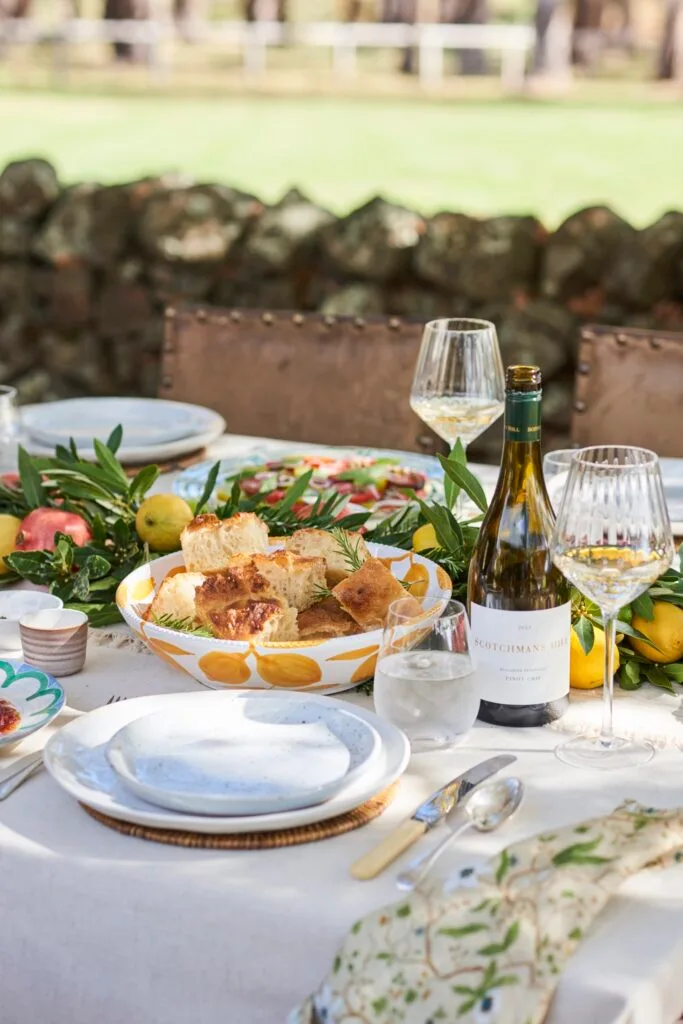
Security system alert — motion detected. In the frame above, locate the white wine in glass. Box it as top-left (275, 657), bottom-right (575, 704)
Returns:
top-left (410, 319), bottom-right (505, 453)
top-left (550, 446), bottom-right (674, 770)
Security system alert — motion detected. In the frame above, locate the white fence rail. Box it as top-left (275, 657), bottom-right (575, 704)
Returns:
top-left (0, 16), bottom-right (537, 89)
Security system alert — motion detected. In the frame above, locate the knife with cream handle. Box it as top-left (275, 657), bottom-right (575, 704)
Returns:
top-left (350, 753), bottom-right (516, 880)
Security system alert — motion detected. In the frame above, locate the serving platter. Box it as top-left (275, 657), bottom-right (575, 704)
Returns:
top-left (116, 542), bottom-right (452, 695)
top-left (44, 691), bottom-right (410, 834)
top-left (173, 444), bottom-right (445, 521)
top-left (105, 696), bottom-right (381, 816)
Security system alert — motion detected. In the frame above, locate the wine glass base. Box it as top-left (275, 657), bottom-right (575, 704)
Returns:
top-left (555, 734), bottom-right (655, 770)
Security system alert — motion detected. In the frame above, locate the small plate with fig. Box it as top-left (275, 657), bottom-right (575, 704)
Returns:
top-left (0, 660), bottom-right (65, 751)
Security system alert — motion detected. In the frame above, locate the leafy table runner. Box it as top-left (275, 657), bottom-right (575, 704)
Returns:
top-left (291, 802), bottom-right (683, 1024)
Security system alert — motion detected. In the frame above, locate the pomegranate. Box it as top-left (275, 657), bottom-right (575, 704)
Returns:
top-left (0, 473), bottom-right (20, 489)
top-left (16, 508), bottom-right (92, 552)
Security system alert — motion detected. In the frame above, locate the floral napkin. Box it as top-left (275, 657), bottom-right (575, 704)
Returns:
top-left (290, 802), bottom-right (683, 1024)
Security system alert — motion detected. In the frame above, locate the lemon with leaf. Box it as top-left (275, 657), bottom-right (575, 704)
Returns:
top-left (412, 523), bottom-right (439, 553)
top-left (631, 600), bottom-right (683, 664)
top-left (570, 619), bottom-right (620, 689)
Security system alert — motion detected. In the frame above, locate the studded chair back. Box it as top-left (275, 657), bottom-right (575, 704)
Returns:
top-left (159, 306), bottom-right (445, 454)
top-left (571, 324), bottom-right (683, 456)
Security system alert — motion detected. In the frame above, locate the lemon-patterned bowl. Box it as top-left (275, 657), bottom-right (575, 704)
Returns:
top-left (116, 543), bottom-right (452, 695)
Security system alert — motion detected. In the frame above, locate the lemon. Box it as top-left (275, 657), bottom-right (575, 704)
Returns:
top-left (135, 494), bottom-right (194, 553)
top-left (570, 624), bottom-right (620, 689)
top-left (412, 523), bottom-right (439, 553)
top-left (630, 601), bottom-right (683, 664)
top-left (0, 514), bottom-right (21, 574)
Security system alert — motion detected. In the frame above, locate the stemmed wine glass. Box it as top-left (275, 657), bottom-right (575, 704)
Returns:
top-left (410, 318), bottom-right (505, 456)
top-left (550, 446), bottom-right (674, 770)
top-left (0, 386), bottom-right (22, 474)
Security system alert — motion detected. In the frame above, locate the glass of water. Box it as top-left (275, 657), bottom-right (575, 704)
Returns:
top-left (543, 449), bottom-right (578, 513)
top-left (373, 598), bottom-right (480, 752)
top-left (0, 386), bottom-right (22, 474)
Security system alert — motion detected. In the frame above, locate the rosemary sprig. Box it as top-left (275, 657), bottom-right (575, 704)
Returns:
top-left (153, 613), bottom-right (215, 638)
top-left (312, 583), bottom-right (334, 602)
top-left (333, 528), bottom-right (365, 572)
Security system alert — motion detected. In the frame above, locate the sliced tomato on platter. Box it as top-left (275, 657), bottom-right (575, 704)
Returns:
top-left (349, 486), bottom-right (382, 505)
top-left (264, 489), bottom-right (287, 505)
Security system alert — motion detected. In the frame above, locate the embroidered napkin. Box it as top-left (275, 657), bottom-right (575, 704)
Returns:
top-left (290, 802), bottom-right (683, 1024)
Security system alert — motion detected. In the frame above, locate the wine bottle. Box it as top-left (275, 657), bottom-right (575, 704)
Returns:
top-left (467, 365), bottom-right (570, 727)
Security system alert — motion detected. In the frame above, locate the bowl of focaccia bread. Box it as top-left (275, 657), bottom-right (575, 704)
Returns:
top-left (116, 512), bottom-right (452, 695)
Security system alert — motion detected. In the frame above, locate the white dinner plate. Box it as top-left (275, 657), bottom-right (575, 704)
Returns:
top-left (44, 691), bottom-right (409, 834)
top-left (22, 399), bottom-right (226, 465)
top-left (105, 696), bottom-right (381, 816)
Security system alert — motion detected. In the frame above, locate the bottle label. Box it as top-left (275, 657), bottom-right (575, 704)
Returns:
top-left (469, 603), bottom-right (570, 704)
top-left (505, 391), bottom-right (541, 443)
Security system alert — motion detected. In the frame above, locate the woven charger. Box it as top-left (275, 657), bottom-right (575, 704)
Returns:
top-left (80, 781), bottom-right (399, 849)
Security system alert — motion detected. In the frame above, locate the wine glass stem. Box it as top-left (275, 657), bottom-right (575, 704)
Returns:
top-left (452, 441), bottom-right (469, 518)
top-left (600, 613), bottom-right (617, 746)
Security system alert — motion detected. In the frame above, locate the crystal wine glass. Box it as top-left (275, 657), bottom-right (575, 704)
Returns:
top-left (373, 598), bottom-right (480, 752)
top-left (410, 318), bottom-right (505, 454)
top-left (542, 448), bottom-right (575, 514)
top-left (550, 446), bottom-right (674, 770)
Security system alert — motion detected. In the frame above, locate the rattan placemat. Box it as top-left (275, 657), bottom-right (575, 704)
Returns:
top-left (80, 782), bottom-right (399, 849)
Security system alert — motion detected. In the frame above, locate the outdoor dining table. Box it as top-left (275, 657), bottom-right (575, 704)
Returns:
top-left (2, 433), bottom-right (683, 1024)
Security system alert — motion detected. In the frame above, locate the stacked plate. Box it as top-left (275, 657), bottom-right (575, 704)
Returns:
top-left (22, 398), bottom-right (226, 464)
top-left (43, 691), bottom-right (410, 835)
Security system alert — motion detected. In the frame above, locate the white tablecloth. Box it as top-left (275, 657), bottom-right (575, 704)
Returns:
top-left (2, 435), bottom-right (683, 1024)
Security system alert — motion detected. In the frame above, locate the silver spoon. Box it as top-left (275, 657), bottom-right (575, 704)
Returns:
top-left (396, 777), bottom-right (524, 891)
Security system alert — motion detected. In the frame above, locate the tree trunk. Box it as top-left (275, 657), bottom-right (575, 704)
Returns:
top-left (103, 0), bottom-right (150, 62)
top-left (657, 0), bottom-right (683, 79)
top-left (0, 0), bottom-right (32, 14)
top-left (440, 0), bottom-right (490, 75)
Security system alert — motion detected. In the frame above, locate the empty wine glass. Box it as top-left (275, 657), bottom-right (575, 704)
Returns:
top-left (551, 446), bottom-right (674, 770)
top-left (410, 318), bottom-right (505, 455)
top-left (0, 387), bottom-right (22, 474)
top-left (543, 448), bottom-right (575, 514)
top-left (373, 598), bottom-right (480, 752)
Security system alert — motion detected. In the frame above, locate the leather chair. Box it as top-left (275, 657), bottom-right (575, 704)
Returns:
top-left (158, 305), bottom-right (446, 455)
top-left (571, 324), bottom-right (683, 457)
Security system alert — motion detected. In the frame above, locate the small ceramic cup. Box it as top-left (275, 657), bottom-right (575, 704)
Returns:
top-left (20, 609), bottom-right (88, 677)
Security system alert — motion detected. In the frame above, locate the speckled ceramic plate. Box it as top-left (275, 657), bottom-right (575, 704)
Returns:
top-left (106, 695), bottom-right (381, 816)
top-left (0, 660), bottom-right (65, 751)
top-left (44, 691), bottom-right (410, 834)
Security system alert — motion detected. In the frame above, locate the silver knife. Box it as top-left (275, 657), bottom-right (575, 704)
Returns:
top-left (350, 754), bottom-right (516, 880)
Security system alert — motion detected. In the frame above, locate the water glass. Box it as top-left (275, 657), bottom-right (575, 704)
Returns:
top-left (551, 445), bottom-right (674, 770)
top-left (0, 386), bottom-right (22, 474)
top-left (373, 598), bottom-right (480, 752)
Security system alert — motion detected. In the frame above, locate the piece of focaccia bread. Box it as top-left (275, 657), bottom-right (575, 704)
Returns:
top-left (285, 529), bottom-right (370, 586)
top-left (332, 557), bottom-right (421, 631)
top-left (297, 597), bottom-right (360, 640)
top-left (197, 598), bottom-right (299, 642)
top-left (195, 559), bottom-right (279, 611)
top-left (147, 572), bottom-right (206, 625)
top-left (180, 512), bottom-right (268, 572)
top-left (251, 551), bottom-right (326, 612)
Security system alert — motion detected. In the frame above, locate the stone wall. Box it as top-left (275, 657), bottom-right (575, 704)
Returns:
top-left (2, 157), bottom-right (683, 460)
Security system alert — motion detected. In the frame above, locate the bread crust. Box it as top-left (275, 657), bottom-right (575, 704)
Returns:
top-left (297, 597), bottom-right (360, 640)
top-left (180, 512), bottom-right (269, 572)
top-left (197, 599), bottom-right (299, 642)
top-left (285, 529), bottom-right (369, 585)
top-left (147, 572), bottom-right (206, 624)
top-left (332, 557), bottom-right (418, 630)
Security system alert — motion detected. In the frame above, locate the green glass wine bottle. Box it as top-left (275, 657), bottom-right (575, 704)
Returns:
top-left (467, 365), bottom-right (570, 727)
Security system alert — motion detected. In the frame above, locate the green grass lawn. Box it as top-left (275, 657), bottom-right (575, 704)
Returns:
top-left (0, 90), bottom-right (680, 226)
